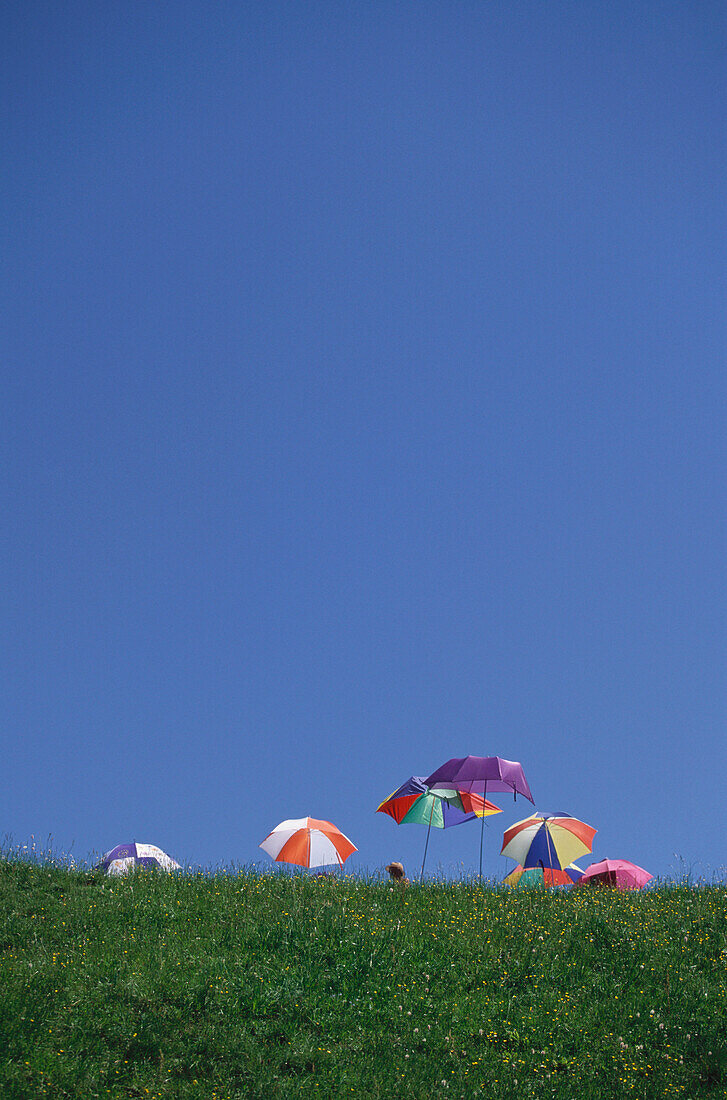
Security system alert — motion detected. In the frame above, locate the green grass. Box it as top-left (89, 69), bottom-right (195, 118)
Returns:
top-left (1, 858), bottom-right (725, 1098)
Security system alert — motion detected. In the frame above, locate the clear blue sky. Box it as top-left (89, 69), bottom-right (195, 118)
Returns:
top-left (3, 3), bottom-right (725, 880)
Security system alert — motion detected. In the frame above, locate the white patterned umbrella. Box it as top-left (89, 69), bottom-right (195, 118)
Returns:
top-left (98, 842), bottom-right (180, 875)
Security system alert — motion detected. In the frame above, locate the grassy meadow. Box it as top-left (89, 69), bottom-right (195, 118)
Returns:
top-left (1, 856), bottom-right (726, 1098)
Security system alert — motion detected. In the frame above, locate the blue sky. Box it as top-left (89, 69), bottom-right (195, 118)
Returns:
top-left (3, 3), bottom-right (725, 880)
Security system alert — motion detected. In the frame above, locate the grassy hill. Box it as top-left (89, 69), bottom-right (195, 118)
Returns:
top-left (1, 858), bottom-right (725, 1098)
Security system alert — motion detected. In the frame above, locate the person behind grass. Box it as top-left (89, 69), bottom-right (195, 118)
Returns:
top-left (385, 862), bottom-right (410, 886)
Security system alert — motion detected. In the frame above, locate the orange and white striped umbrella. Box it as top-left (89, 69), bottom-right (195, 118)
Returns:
top-left (259, 817), bottom-right (357, 869)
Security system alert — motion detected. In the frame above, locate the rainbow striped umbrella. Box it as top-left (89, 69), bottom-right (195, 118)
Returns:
top-left (377, 776), bottom-right (501, 828)
top-left (503, 862), bottom-right (584, 887)
top-left (377, 776), bottom-right (501, 880)
top-left (501, 812), bottom-right (596, 871)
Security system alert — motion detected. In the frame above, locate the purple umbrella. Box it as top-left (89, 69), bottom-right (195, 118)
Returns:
top-left (425, 756), bottom-right (534, 878)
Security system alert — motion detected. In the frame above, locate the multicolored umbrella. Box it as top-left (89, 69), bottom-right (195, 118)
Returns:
top-left (377, 776), bottom-right (502, 880)
top-left (98, 842), bottom-right (180, 876)
top-left (504, 862), bottom-right (584, 888)
top-left (425, 756), bottom-right (534, 878)
top-left (259, 817), bottom-right (357, 869)
top-left (377, 776), bottom-right (501, 828)
top-left (501, 812), bottom-right (596, 871)
top-left (578, 858), bottom-right (652, 890)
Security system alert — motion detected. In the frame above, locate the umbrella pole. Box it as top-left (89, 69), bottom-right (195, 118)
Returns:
top-left (544, 823), bottom-right (556, 874)
top-left (420, 798), bottom-right (436, 883)
top-left (479, 781), bottom-right (487, 880)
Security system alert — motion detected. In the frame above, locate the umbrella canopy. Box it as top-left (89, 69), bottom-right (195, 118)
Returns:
top-left (98, 843), bottom-right (180, 876)
top-left (425, 756), bottom-right (534, 802)
top-left (501, 812), bottom-right (596, 870)
top-left (377, 776), bottom-right (502, 829)
top-left (377, 776), bottom-right (502, 882)
top-left (504, 862), bottom-right (584, 887)
top-left (579, 859), bottom-right (653, 890)
top-left (259, 817), bottom-right (357, 869)
top-left (425, 755), bottom-right (534, 878)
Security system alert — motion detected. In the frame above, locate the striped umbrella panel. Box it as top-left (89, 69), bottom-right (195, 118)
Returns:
top-left (504, 863), bottom-right (584, 887)
top-left (259, 817), bottom-right (357, 868)
top-left (377, 779), bottom-right (501, 829)
top-left (99, 843), bottom-right (180, 875)
top-left (501, 815), bottom-right (596, 870)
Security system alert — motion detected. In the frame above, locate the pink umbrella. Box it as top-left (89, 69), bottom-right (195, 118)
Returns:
top-left (579, 858), bottom-right (653, 890)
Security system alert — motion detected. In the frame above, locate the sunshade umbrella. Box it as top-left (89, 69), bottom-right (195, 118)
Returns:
top-left (259, 817), bottom-right (356, 870)
top-left (501, 812), bottom-right (596, 872)
top-left (504, 862), bottom-right (584, 887)
top-left (377, 776), bottom-right (501, 827)
top-left (376, 776), bottom-right (501, 880)
top-left (578, 858), bottom-right (652, 890)
top-left (425, 756), bottom-right (534, 878)
top-left (98, 842), bottom-right (180, 876)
